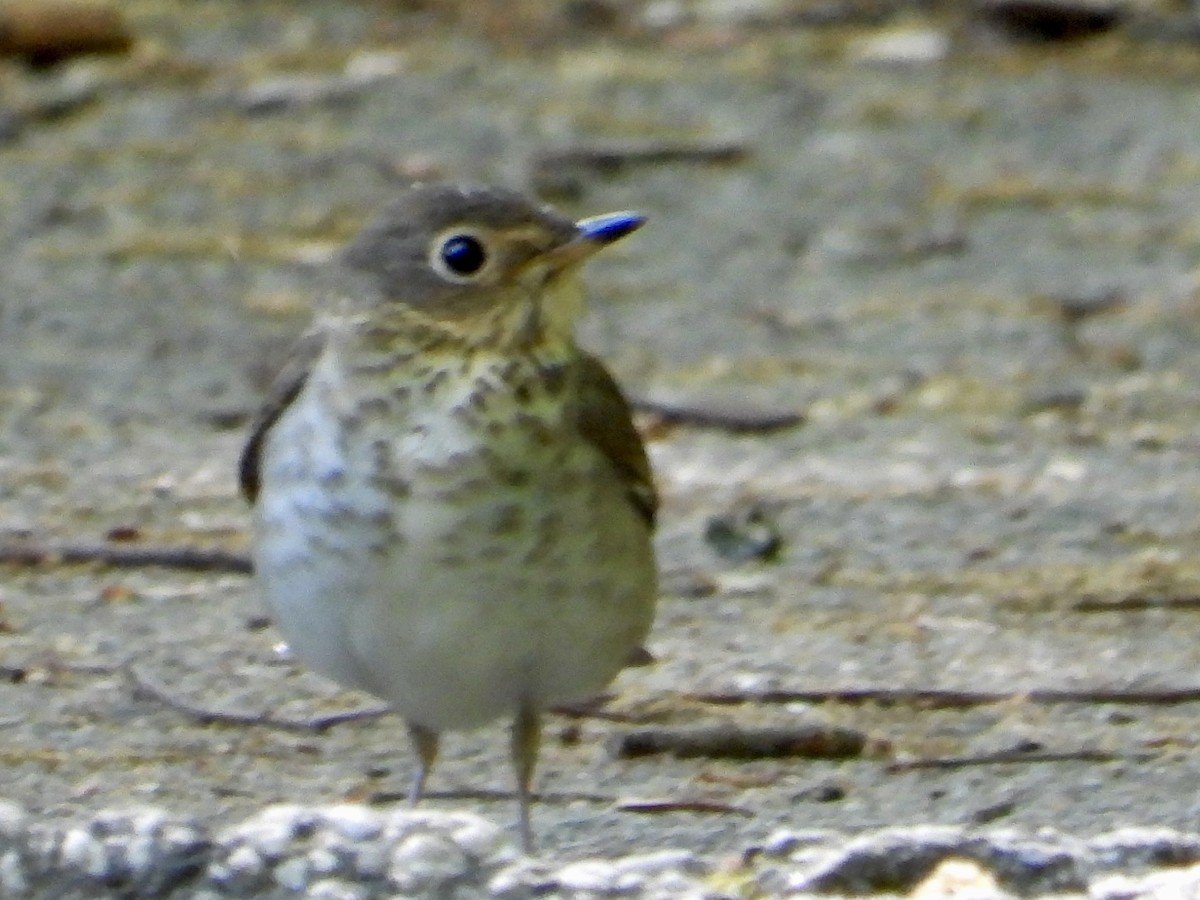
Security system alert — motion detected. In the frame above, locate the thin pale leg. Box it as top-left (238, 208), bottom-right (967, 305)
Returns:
top-left (406, 721), bottom-right (439, 807)
top-left (510, 704), bottom-right (541, 854)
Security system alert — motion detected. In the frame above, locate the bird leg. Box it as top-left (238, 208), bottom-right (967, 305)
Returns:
top-left (510, 703), bottom-right (541, 854)
top-left (405, 721), bottom-right (439, 807)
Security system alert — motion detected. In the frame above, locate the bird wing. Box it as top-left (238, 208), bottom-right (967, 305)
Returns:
top-left (574, 351), bottom-right (657, 528)
top-left (238, 328), bottom-right (326, 503)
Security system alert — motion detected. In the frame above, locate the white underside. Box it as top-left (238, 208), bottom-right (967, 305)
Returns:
top-left (253, 351), bottom-right (656, 731)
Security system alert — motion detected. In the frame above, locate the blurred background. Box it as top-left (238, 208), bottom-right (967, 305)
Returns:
top-left (4, 0), bottom-right (1200, 863)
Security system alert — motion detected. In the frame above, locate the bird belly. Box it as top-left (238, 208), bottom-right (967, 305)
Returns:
top-left (253, 380), bottom-right (656, 731)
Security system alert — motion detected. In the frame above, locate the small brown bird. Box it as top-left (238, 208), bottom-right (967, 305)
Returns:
top-left (239, 184), bottom-right (658, 852)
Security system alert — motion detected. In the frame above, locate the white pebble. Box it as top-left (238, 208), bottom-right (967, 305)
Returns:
top-left (60, 827), bottom-right (108, 878)
top-left (123, 834), bottom-right (154, 877)
top-left (555, 859), bottom-right (620, 892)
top-left (643, 869), bottom-right (706, 897)
top-left (642, 0), bottom-right (685, 29)
top-left (307, 879), bottom-right (369, 900)
top-left (162, 823), bottom-right (203, 851)
top-left (851, 28), bottom-right (949, 65)
top-left (307, 847), bottom-right (341, 876)
top-left (321, 805), bottom-right (382, 842)
top-left (488, 857), bottom-right (557, 897)
top-left (450, 815), bottom-right (511, 861)
top-left (350, 842), bottom-right (388, 879)
top-left (252, 804), bottom-right (309, 829)
top-left (130, 808), bottom-right (169, 837)
top-left (221, 804), bottom-right (310, 858)
top-left (762, 830), bottom-right (803, 857)
top-left (613, 849), bottom-right (697, 877)
top-left (762, 828), bottom-right (841, 858)
top-left (387, 833), bottom-right (469, 892)
top-left (245, 824), bottom-right (298, 860)
top-left (343, 50), bottom-right (406, 81)
top-left (0, 803), bottom-right (27, 838)
top-left (274, 856), bottom-right (310, 892)
top-left (0, 849), bottom-right (28, 896)
top-left (223, 844), bottom-right (265, 879)
top-left (696, 0), bottom-right (782, 26)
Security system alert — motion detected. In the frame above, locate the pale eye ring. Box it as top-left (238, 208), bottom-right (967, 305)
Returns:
top-left (430, 231), bottom-right (489, 282)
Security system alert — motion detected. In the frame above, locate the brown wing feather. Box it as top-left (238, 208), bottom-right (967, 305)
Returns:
top-left (574, 351), bottom-right (657, 528)
top-left (238, 329), bottom-right (326, 503)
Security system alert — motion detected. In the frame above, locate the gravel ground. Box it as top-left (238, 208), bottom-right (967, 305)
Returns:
top-left (7, 800), bottom-right (1200, 898)
top-left (6, 0), bottom-right (1200, 896)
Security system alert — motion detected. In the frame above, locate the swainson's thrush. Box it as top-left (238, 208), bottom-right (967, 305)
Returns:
top-left (239, 184), bottom-right (658, 852)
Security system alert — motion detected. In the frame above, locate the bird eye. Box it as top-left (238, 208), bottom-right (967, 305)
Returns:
top-left (437, 234), bottom-right (488, 279)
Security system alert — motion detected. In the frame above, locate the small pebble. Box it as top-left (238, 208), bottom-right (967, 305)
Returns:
top-left (387, 833), bottom-right (470, 893)
top-left (0, 849), bottom-right (28, 896)
top-left (612, 848), bottom-right (699, 877)
top-left (60, 827), bottom-right (108, 878)
top-left (851, 28), bottom-right (950, 64)
top-left (705, 502), bottom-right (782, 563)
top-left (555, 858), bottom-right (621, 892)
top-left (307, 846), bottom-right (341, 877)
top-left (0, 802), bottom-right (28, 837)
top-left (321, 805), bottom-right (382, 842)
top-left (1087, 827), bottom-right (1200, 870)
top-left (224, 805), bottom-right (311, 859)
top-left (307, 879), bottom-right (369, 900)
top-left (221, 844), bottom-right (265, 882)
top-left (449, 815), bottom-right (512, 861)
top-left (348, 841), bottom-right (388, 880)
top-left (1092, 863), bottom-right (1200, 900)
top-left (273, 856), bottom-right (310, 892)
top-left (910, 858), bottom-right (1004, 900)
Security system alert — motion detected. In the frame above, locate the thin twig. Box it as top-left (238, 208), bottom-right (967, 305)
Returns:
top-left (616, 797), bottom-right (755, 817)
top-left (532, 138), bottom-right (750, 172)
top-left (609, 723), bottom-right (866, 760)
top-left (370, 787), bottom-right (615, 806)
top-left (689, 686), bottom-right (1200, 708)
top-left (632, 396), bottom-right (804, 433)
top-left (0, 541), bottom-right (252, 574)
top-left (887, 748), bottom-right (1151, 773)
top-left (125, 664), bottom-right (387, 732)
top-left (551, 696), bottom-right (657, 724)
top-left (1073, 595), bottom-right (1200, 612)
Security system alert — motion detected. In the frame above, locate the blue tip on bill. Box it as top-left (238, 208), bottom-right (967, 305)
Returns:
top-left (575, 211), bottom-right (646, 245)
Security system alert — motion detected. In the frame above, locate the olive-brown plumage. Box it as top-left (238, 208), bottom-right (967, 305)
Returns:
top-left (240, 184), bottom-right (657, 852)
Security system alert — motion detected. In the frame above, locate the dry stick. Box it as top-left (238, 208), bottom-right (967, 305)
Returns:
top-left (377, 787), bottom-right (736, 820)
top-left (632, 396), bottom-right (805, 433)
top-left (610, 723), bottom-right (866, 760)
top-left (689, 686), bottom-right (1200, 708)
top-left (1073, 595), bottom-right (1200, 612)
top-left (531, 138), bottom-right (750, 172)
top-left (371, 787), bottom-right (616, 806)
top-left (125, 665), bottom-right (387, 732)
top-left (887, 748), bottom-right (1153, 773)
top-left (127, 663), bottom-right (635, 734)
top-left (551, 696), bottom-right (657, 724)
top-left (0, 541), bottom-right (252, 574)
top-left (616, 798), bottom-right (755, 817)
top-left (0, 1), bottom-right (132, 64)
